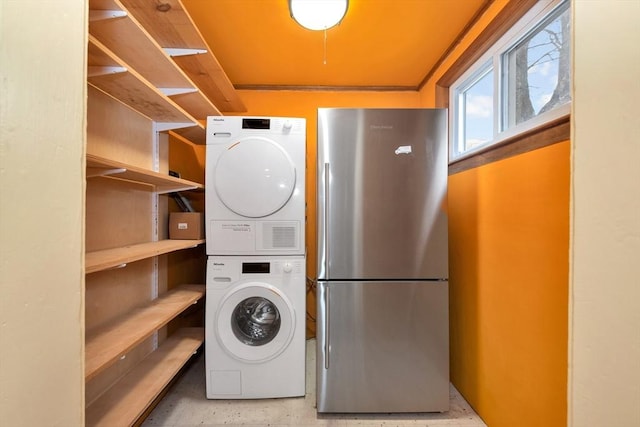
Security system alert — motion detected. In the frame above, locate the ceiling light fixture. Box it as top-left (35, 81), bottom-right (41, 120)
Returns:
top-left (289, 0), bottom-right (348, 31)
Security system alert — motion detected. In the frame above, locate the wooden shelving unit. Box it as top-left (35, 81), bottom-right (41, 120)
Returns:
top-left (89, 0), bottom-right (222, 121)
top-left (84, 0), bottom-right (241, 424)
top-left (86, 153), bottom-right (204, 193)
top-left (86, 327), bottom-right (204, 427)
top-left (86, 240), bottom-right (204, 274)
top-left (86, 285), bottom-right (205, 381)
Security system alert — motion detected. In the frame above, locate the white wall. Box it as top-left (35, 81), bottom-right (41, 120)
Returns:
top-left (0, 1), bottom-right (86, 425)
top-left (570, 1), bottom-right (640, 426)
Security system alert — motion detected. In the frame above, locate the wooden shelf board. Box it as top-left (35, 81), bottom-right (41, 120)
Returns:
top-left (89, 0), bottom-right (222, 119)
top-left (168, 90), bottom-right (220, 121)
top-left (85, 286), bottom-right (205, 381)
top-left (173, 53), bottom-right (246, 113)
top-left (87, 36), bottom-right (200, 125)
top-left (86, 327), bottom-right (204, 427)
top-left (86, 239), bottom-right (205, 274)
top-left (117, 0), bottom-right (246, 113)
top-left (86, 153), bottom-right (203, 193)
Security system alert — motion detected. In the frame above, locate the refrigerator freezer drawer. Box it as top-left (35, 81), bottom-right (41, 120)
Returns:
top-left (316, 280), bottom-right (449, 413)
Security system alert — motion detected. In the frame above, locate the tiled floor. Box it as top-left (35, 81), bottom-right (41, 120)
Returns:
top-left (142, 340), bottom-right (486, 427)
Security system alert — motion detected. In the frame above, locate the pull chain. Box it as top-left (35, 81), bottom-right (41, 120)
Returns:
top-left (323, 28), bottom-right (328, 65)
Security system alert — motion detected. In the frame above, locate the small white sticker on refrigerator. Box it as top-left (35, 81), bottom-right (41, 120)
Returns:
top-left (394, 145), bottom-right (412, 155)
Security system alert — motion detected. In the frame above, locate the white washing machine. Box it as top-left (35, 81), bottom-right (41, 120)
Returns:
top-left (205, 255), bottom-right (306, 399)
top-left (205, 116), bottom-right (306, 256)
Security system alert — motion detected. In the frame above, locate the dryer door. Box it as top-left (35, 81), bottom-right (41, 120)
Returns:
top-left (215, 282), bottom-right (296, 362)
top-left (214, 137), bottom-right (296, 218)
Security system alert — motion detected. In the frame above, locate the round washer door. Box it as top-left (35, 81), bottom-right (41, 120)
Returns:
top-left (214, 137), bottom-right (296, 218)
top-left (215, 282), bottom-right (295, 363)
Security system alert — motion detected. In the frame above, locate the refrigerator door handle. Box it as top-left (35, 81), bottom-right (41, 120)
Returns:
top-left (324, 283), bottom-right (330, 369)
top-left (323, 162), bottom-right (330, 278)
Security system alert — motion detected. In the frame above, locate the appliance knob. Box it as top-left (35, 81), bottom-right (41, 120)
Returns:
top-left (283, 120), bottom-right (293, 131)
top-left (283, 262), bottom-right (293, 273)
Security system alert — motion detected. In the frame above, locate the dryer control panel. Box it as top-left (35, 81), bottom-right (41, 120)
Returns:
top-left (207, 116), bottom-right (305, 138)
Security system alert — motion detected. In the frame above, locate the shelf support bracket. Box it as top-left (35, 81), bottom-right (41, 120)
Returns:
top-left (156, 185), bottom-right (199, 195)
top-left (88, 66), bottom-right (127, 78)
top-left (89, 10), bottom-right (127, 22)
top-left (163, 48), bottom-right (207, 57)
top-left (159, 88), bottom-right (199, 97)
top-left (156, 122), bottom-right (199, 132)
top-left (87, 167), bottom-right (127, 178)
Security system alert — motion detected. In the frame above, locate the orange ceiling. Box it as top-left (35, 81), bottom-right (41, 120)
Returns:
top-left (182, 0), bottom-right (489, 90)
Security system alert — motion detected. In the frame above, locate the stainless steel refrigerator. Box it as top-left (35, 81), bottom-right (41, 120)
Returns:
top-left (316, 108), bottom-right (449, 413)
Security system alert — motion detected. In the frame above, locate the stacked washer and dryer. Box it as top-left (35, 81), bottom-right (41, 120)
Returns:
top-left (204, 116), bottom-right (307, 399)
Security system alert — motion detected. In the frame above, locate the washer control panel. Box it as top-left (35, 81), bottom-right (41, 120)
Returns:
top-left (207, 256), bottom-right (305, 289)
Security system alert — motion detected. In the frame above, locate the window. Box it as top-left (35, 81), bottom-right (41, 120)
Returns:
top-left (450, 0), bottom-right (571, 161)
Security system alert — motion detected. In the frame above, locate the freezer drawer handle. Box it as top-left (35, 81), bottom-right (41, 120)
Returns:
top-left (324, 283), bottom-right (330, 370)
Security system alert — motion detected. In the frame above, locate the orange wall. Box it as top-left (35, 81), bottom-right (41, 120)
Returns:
top-left (169, 133), bottom-right (206, 185)
top-left (447, 142), bottom-right (569, 427)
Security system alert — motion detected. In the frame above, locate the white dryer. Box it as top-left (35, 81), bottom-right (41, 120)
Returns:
top-left (206, 116), bottom-right (306, 256)
top-left (205, 255), bottom-right (306, 399)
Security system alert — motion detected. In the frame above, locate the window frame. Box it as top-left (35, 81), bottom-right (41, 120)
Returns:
top-left (446, 0), bottom-right (571, 166)
top-left (453, 60), bottom-right (494, 158)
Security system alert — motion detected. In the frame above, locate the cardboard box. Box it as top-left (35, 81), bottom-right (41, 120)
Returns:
top-left (169, 212), bottom-right (204, 240)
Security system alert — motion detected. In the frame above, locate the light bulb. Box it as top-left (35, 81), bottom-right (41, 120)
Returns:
top-left (289, 0), bottom-right (348, 31)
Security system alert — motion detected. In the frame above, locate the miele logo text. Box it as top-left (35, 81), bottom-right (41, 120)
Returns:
top-left (212, 118), bottom-right (225, 122)
top-left (213, 263), bottom-right (225, 266)
top-left (370, 125), bottom-right (393, 130)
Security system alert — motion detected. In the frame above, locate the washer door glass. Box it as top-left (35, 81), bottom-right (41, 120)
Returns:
top-left (216, 282), bottom-right (295, 363)
top-left (231, 297), bottom-right (281, 346)
top-left (214, 137), bottom-right (296, 218)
